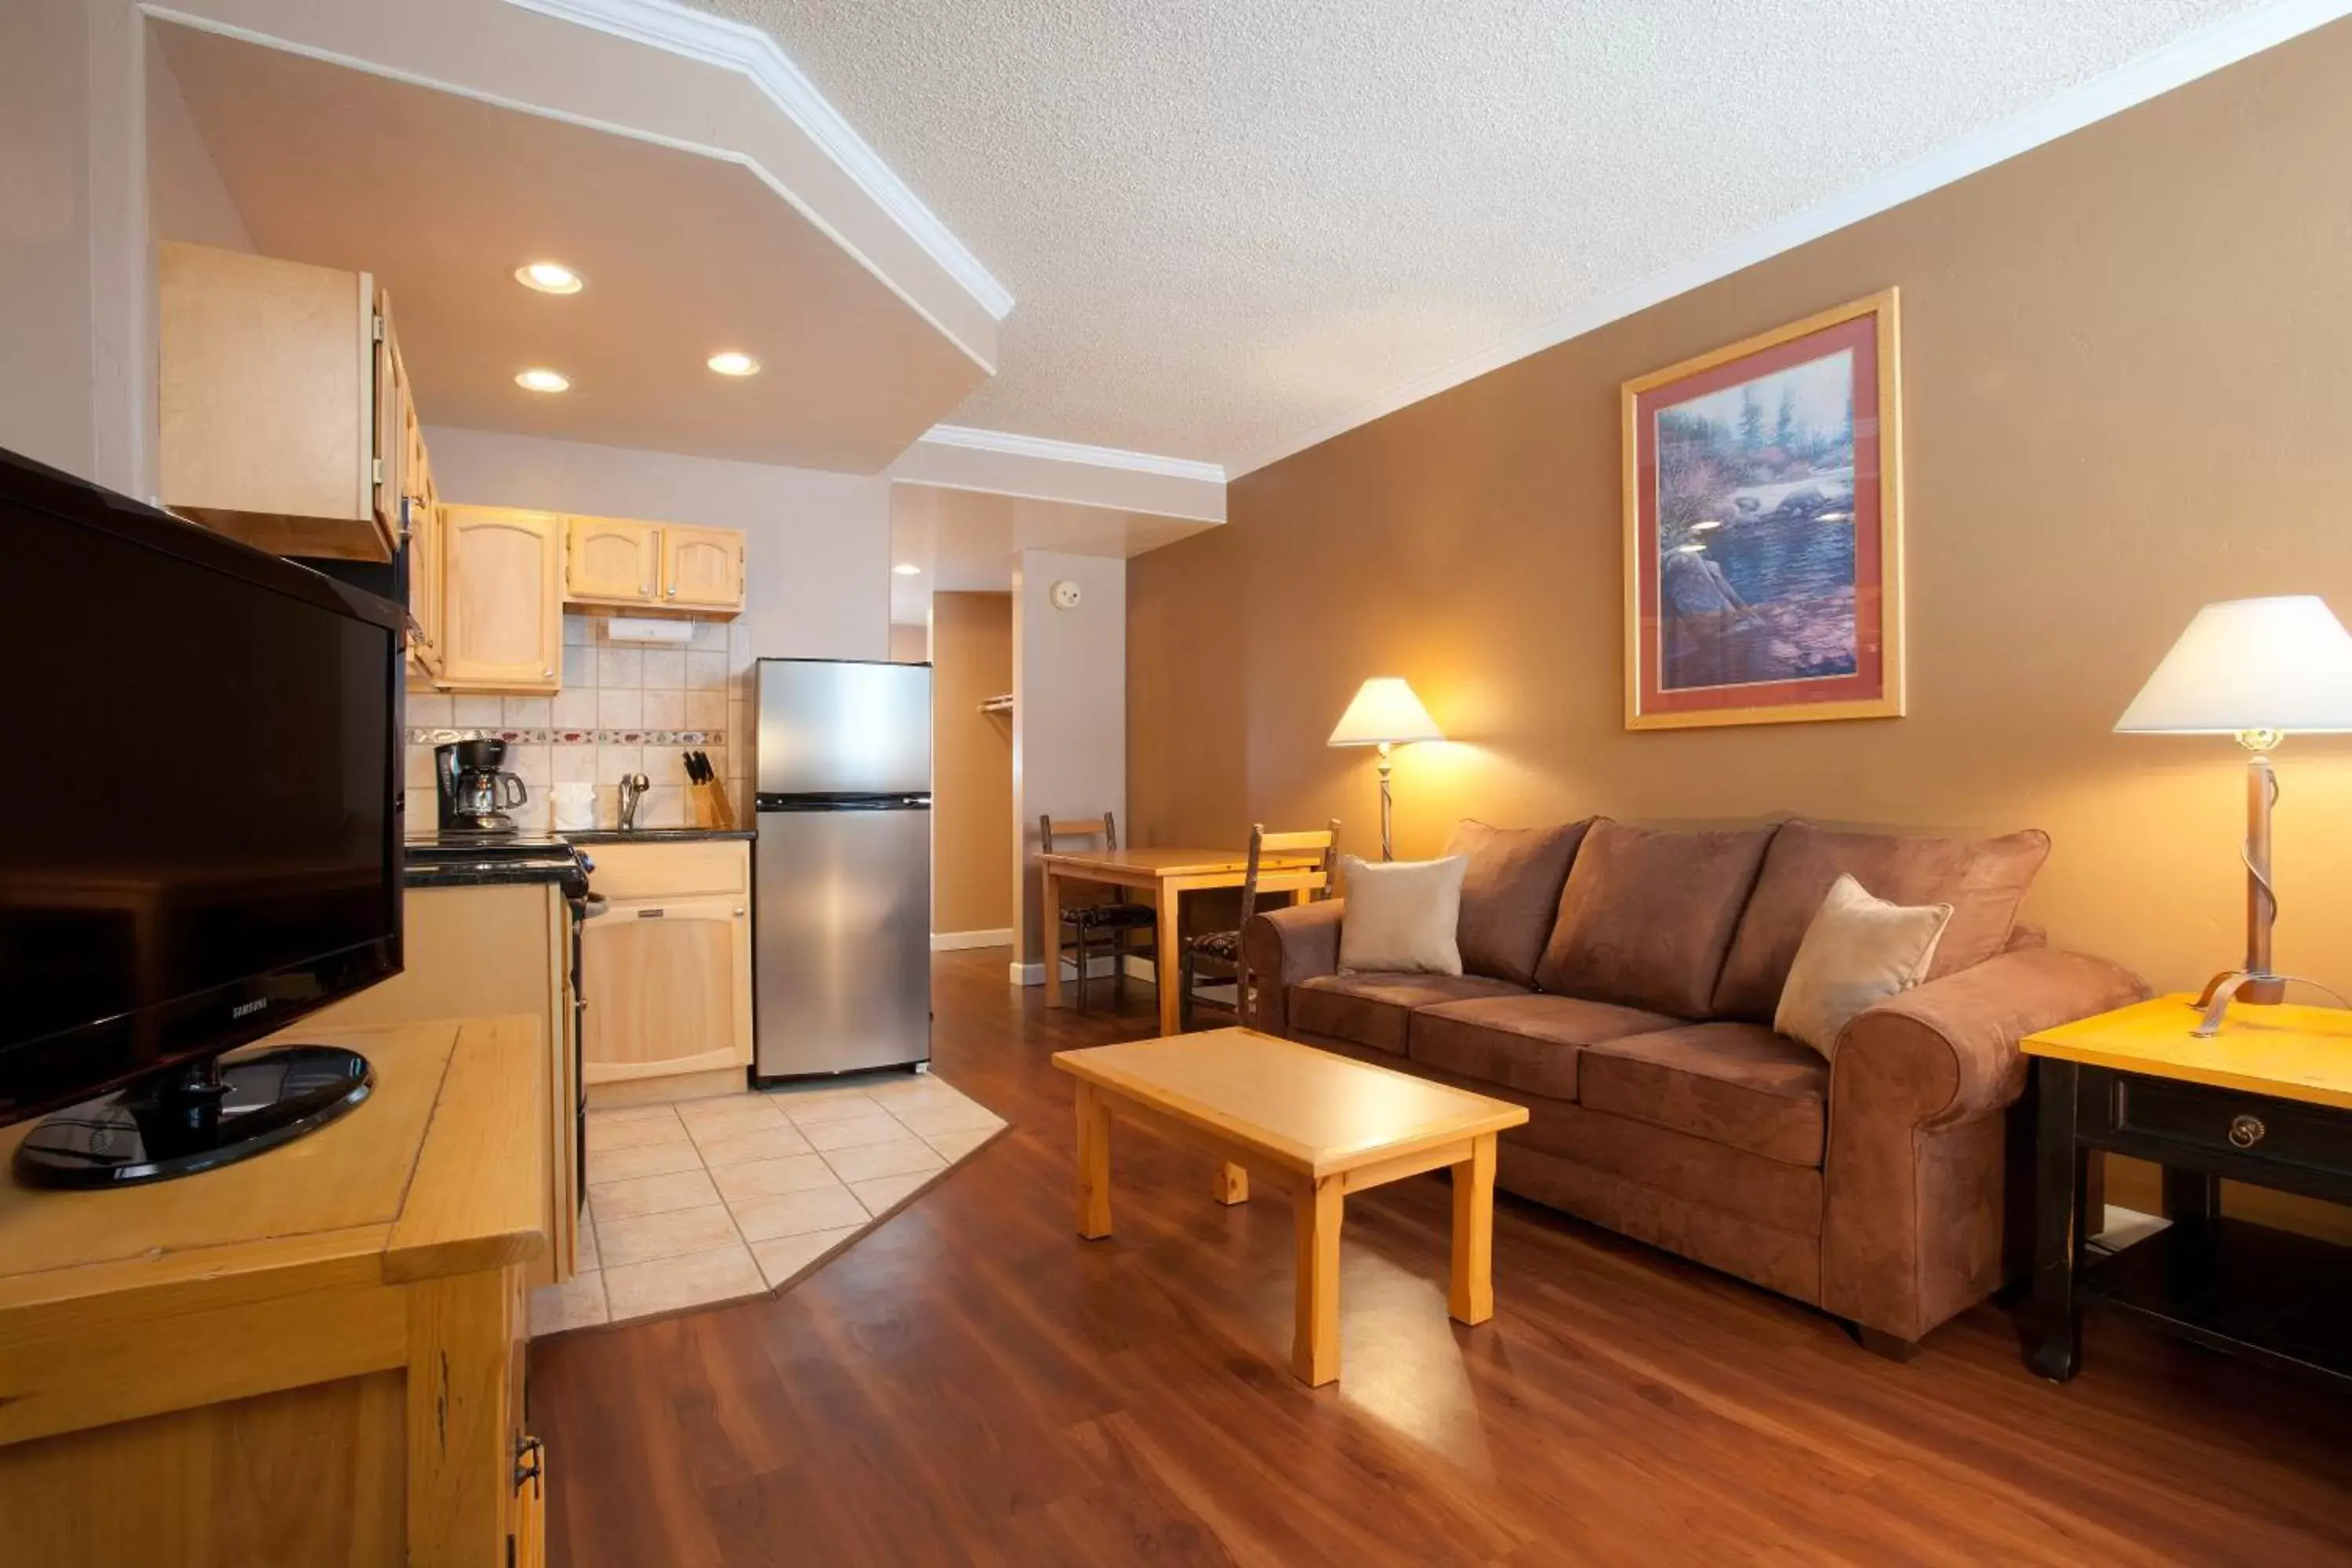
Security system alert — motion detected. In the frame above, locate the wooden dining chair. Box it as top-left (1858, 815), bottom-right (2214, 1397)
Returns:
top-left (1040, 811), bottom-right (1157, 1013)
top-left (1178, 820), bottom-right (1339, 1031)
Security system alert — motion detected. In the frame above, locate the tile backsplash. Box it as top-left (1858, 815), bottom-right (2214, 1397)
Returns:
top-left (404, 615), bottom-right (754, 831)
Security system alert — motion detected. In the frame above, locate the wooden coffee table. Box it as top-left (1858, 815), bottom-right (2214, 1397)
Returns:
top-left (1051, 1028), bottom-right (1530, 1385)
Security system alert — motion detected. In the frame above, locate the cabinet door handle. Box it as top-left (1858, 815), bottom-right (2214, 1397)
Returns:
top-left (734, 906), bottom-right (746, 916)
top-left (638, 908), bottom-right (665, 919)
top-left (2228, 1114), bottom-right (2267, 1149)
top-left (542, 667), bottom-right (554, 680)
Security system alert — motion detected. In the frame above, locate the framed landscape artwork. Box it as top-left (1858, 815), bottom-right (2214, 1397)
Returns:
top-left (1621, 290), bottom-right (1904, 730)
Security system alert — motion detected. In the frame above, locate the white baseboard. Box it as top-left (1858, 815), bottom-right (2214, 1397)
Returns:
top-left (931, 927), bottom-right (1012, 951)
top-left (1009, 953), bottom-right (1152, 987)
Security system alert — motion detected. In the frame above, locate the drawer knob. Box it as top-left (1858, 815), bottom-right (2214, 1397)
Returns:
top-left (2228, 1113), bottom-right (2267, 1149)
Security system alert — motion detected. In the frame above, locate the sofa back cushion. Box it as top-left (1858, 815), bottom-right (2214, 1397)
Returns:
top-left (1710, 820), bottom-right (2052, 1020)
top-left (1443, 818), bottom-right (1592, 986)
top-left (1534, 819), bottom-right (1774, 1017)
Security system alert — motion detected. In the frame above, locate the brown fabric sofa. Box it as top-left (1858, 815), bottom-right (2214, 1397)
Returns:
top-left (1243, 816), bottom-right (2149, 1355)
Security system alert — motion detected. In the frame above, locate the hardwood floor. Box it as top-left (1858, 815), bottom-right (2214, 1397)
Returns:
top-left (532, 950), bottom-right (2352, 1566)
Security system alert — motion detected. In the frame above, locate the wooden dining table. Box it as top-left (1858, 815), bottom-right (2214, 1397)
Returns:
top-left (1037, 846), bottom-right (1323, 1036)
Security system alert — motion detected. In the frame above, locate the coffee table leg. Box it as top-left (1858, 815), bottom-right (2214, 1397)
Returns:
top-left (1214, 1162), bottom-right (1249, 1205)
top-left (1448, 1134), bottom-right (1497, 1326)
top-left (1293, 1176), bottom-right (1343, 1385)
top-left (1075, 1083), bottom-right (1112, 1240)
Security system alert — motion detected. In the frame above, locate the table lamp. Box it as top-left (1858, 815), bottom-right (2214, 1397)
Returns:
top-left (2115, 595), bottom-right (2352, 1035)
top-left (1328, 677), bottom-right (1443, 860)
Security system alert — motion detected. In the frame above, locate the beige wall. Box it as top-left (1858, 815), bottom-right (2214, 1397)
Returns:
top-left (1014, 550), bottom-right (1127, 970)
top-left (888, 622), bottom-right (930, 663)
top-left (931, 593), bottom-right (1013, 937)
top-left (147, 41), bottom-right (252, 252)
top-left (1132, 18), bottom-right (2352, 1007)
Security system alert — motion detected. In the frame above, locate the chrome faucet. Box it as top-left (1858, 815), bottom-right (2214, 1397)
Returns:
top-left (618, 771), bottom-right (650, 831)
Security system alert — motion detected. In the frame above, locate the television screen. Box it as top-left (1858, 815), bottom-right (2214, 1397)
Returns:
top-left (0, 450), bottom-right (403, 1125)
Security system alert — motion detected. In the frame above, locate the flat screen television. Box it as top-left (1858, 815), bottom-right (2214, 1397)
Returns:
top-left (0, 446), bottom-right (405, 1186)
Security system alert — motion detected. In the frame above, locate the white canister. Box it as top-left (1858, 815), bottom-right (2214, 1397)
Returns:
top-left (550, 781), bottom-right (597, 833)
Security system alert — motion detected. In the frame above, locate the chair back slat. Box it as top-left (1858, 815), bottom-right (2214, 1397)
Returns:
top-left (1040, 811), bottom-right (1118, 855)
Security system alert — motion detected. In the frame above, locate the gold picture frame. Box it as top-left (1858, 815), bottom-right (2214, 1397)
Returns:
top-left (1621, 289), bottom-right (1904, 731)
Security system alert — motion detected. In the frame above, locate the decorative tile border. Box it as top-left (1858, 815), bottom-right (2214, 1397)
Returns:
top-left (405, 728), bottom-right (727, 747)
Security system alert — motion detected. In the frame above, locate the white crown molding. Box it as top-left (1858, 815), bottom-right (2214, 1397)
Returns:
top-left (503, 0), bottom-right (1014, 321)
top-left (1225, 0), bottom-right (2352, 478)
top-left (919, 425), bottom-right (1225, 485)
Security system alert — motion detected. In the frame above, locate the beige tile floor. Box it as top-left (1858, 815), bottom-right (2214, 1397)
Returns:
top-left (528, 1072), bottom-right (1006, 1336)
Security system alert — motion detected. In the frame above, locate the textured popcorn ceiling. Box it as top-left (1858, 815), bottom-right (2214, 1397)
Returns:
top-left (696, 0), bottom-right (2265, 470)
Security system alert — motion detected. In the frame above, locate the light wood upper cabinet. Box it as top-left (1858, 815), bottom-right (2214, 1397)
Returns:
top-left (662, 524), bottom-right (745, 610)
top-left (557, 515), bottom-right (745, 617)
top-left (579, 843), bottom-right (753, 1086)
top-left (403, 371), bottom-right (444, 680)
top-left (441, 506), bottom-right (563, 692)
top-left (158, 242), bottom-right (399, 562)
top-left (564, 516), bottom-right (662, 606)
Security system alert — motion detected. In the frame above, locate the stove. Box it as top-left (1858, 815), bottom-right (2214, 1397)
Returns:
top-left (400, 829), bottom-right (597, 1202)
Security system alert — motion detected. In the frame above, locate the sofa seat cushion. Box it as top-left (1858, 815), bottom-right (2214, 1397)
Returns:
top-left (1289, 971), bottom-right (1526, 1056)
top-left (1534, 820), bottom-right (1775, 1017)
top-left (1580, 1023), bottom-right (1828, 1167)
top-left (1291, 1033), bottom-right (1826, 1237)
top-left (1711, 820), bottom-right (2052, 1020)
top-left (1408, 994), bottom-right (1680, 1102)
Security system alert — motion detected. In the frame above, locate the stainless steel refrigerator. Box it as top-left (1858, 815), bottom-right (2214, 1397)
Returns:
top-left (750, 658), bottom-right (932, 1080)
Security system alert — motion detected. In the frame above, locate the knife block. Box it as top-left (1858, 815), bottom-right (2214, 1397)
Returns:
top-left (691, 777), bottom-right (737, 829)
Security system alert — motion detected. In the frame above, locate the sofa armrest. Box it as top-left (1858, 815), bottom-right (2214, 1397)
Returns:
top-left (1833, 947), bottom-right (2150, 1128)
top-left (1821, 947), bottom-right (2149, 1344)
top-left (1242, 900), bottom-right (1345, 1036)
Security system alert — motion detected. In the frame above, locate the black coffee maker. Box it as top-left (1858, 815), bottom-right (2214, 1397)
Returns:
top-left (434, 738), bottom-right (528, 834)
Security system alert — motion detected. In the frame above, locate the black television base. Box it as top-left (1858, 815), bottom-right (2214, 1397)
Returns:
top-left (11, 1046), bottom-right (373, 1189)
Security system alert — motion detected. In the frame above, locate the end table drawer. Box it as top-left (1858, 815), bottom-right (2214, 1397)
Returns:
top-left (2116, 1077), bottom-right (2352, 1178)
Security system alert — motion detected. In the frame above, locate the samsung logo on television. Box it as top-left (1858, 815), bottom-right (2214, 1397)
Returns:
top-left (231, 999), bottom-right (270, 1019)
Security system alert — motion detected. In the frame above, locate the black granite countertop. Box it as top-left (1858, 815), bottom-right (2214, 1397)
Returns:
top-left (564, 828), bottom-right (757, 844)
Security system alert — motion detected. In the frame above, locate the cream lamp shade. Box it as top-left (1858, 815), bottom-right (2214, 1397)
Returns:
top-left (1327, 677), bottom-right (1444, 746)
top-left (2114, 596), bottom-right (2352, 735)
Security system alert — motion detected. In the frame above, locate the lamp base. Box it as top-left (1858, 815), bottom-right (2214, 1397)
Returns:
top-left (2191, 968), bottom-right (2291, 1037)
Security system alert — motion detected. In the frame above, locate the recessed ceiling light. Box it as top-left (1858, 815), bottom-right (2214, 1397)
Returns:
top-left (515, 368), bottom-right (572, 394)
top-left (891, 563), bottom-right (922, 575)
top-left (706, 351), bottom-right (760, 377)
top-left (514, 261), bottom-right (583, 295)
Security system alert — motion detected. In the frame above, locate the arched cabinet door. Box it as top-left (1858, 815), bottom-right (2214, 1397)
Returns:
top-left (564, 515), bottom-right (662, 607)
top-left (440, 506), bottom-right (563, 691)
top-left (662, 525), bottom-right (746, 612)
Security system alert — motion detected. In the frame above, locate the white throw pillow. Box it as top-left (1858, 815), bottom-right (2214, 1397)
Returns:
top-left (1337, 854), bottom-right (1468, 975)
top-left (1776, 873), bottom-right (1954, 1058)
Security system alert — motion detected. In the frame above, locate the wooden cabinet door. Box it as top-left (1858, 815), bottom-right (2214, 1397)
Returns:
top-left (158, 243), bottom-right (389, 560)
top-left (564, 516), bottom-right (661, 604)
top-left (579, 895), bottom-right (751, 1083)
top-left (441, 507), bottom-right (563, 691)
top-left (661, 525), bottom-right (744, 611)
top-left (399, 347), bottom-right (444, 680)
top-left (372, 289), bottom-right (402, 551)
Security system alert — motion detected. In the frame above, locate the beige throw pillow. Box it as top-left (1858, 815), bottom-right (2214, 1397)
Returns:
top-left (1337, 854), bottom-right (1468, 975)
top-left (1775, 873), bottom-right (1955, 1058)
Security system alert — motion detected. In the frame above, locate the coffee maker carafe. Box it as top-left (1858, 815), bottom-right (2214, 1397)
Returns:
top-left (434, 739), bottom-right (528, 834)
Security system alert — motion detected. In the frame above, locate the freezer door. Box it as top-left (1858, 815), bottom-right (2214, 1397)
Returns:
top-left (756, 659), bottom-right (931, 798)
top-left (753, 804), bottom-right (931, 1077)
